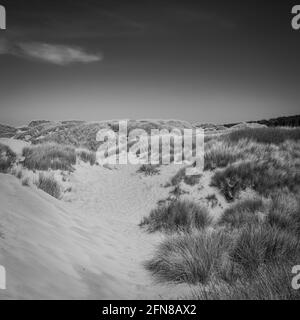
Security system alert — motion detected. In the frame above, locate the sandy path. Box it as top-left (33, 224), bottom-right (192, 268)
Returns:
top-left (64, 163), bottom-right (188, 299)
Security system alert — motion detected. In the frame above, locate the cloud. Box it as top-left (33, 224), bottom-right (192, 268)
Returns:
top-left (0, 40), bottom-right (102, 65)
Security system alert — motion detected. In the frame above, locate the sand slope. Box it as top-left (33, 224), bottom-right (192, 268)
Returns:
top-left (0, 174), bottom-right (92, 299)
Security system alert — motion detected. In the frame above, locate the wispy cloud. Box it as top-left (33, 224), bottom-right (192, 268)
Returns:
top-left (0, 40), bottom-right (102, 65)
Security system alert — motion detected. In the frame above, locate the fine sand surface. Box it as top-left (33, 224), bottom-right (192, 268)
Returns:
top-left (0, 161), bottom-right (194, 299)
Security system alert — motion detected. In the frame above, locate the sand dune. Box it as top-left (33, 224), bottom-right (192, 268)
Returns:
top-left (0, 174), bottom-right (92, 299)
top-left (0, 162), bottom-right (194, 299)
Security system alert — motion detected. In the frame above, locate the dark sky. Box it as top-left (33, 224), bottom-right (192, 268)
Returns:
top-left (0, 0), bottom-right (299, 126)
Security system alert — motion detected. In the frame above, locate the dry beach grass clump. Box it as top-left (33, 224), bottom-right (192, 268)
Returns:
top-left (23, 142), bottom-right (76, 171)
top-left (0, 143), bottom-right (16, 173)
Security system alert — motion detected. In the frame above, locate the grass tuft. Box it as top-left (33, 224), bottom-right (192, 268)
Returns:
top-left (22, 177), bottom-right (30, 186)
top-left (140, 200), bottom-right (212, 233)
top-left (169, 167), bottom-right (201, 186)
top-left (137, 164), bottom-right (160, 176)
top-left (23, 143), bottom-right (76, 171)
top-left (76, 149), bottom-right (96, 165)
top-left (0, 143), bottom-right (16, 173)
top-left (229, 223), bottom-right (300, 276)
top-left (145, 230), bottom-right (233, 284)
top-left (36, 173), bottom-right (61, 199)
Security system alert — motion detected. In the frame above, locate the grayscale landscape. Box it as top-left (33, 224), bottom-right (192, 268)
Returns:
top-left (1, 0), bottom-right (300, 300)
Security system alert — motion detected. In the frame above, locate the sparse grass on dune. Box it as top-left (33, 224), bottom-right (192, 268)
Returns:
top-left (183, 174), bottom-right (202, 186)
top-left (169, 168), bottom-right (186, 186)
top-left (140, 200), bottom-right (212, 233)
top-left (22, 177), bottom-right (30, 186)
top-left (11, 166), bottom-right (23, 179)
top-left (168, 167), bottom-right (201, 186)
top-left (169, 185), bottom-right (187, 199)
top-left (211, 159), bottom-right (300, 201)
top-left (126, 119), bottom-right (193, 136)
top-left (16, 169), bottom-right (23, 179)
top-left (0, 143), bottom-right (17, 173)
top-left (36, 173), bottom-right (61, 199)
top-left (76, 149), bottom-right (96, 165)
top-left (17, 121), bottom-right (108, 151)
top-left (204, 140), bottom-right (241, 170)
top-left (23, 143), bottom-right (76, 171)
top-left (204, 127), bottom-right (300, 171)
top-left (219, 192), bottom-right (299, 231)
top-left (226, 127), bottom-right (300, 145)
top-left (203, 137), bottom-right (268, 170)
top-left (137, 164), bottom-right (160, 176)
top-left (15, 119), bottom-right (195, 152)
